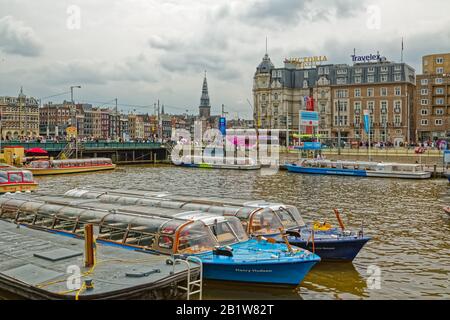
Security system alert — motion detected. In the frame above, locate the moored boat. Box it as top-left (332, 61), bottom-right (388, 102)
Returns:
top-left (0, 166), bottom-right (38, 193)
top-left (26, 158), bottom-right (116, 176)
top-left (0, 193), bottom-right (320, 286)
top-left (64, 187), bottom-right (371, 262)
top-left (286, 159), bottom-right (432, 179)
top-left (178, 155), bottom-right (261, 170)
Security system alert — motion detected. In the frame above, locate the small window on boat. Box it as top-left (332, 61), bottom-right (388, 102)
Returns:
top-left (158, 235), bottom-right (173, 249)
top-left (15, 211), bottom-right (36, 224)
top-left (125, 230), bottom-right (155, 247)
top-left (177, 222), bottom-right (216, 254)
top-left (160, 220), bottom-right (183, 235)
top-left (250, 209), bottom-right (283, 235)
top-left (53, 216), bottom-right (78, 232)
top-left (0, 172), bottom-right (8, 183)
top-left (210, 220), bottom-right (238, 246)
top-left (34, 213), bottom-right (56, 228)
top-left (23, 171), bottom-right (34, 182)
top-left (8, 173), bottom-right (23, 183)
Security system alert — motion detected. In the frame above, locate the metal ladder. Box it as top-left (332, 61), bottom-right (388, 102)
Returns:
top-left (174, 256), bottom-right (203, 300)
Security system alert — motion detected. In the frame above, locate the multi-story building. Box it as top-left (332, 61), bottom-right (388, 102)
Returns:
top-left (415, 53), bottom-right (450, 142)
top-left (100, 108), bottom-right (110, 139)
top-left (253, 53), bottom-right (416, 146)
top-left (0, 88), bottom-right (40, 140)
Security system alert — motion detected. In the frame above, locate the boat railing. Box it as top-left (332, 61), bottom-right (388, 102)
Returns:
top-left (174, 256), bottom-right (203, 300)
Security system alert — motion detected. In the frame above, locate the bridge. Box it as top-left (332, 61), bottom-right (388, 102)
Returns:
top-left (0, 141), bottom-right (169, 164)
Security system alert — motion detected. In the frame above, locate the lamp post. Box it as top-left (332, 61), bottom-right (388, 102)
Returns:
top-left (70, 85), bottom-right (81, 133)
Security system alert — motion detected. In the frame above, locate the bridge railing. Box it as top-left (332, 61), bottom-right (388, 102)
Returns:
top-left (0, 141), bottom-right (163, 151)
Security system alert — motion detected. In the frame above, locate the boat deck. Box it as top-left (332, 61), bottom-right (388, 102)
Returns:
top-left (0, 220), bottom-right (200, 300)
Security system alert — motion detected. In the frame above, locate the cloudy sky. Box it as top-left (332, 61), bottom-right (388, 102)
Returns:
top-left (0, 0), bottom-right (449, 119)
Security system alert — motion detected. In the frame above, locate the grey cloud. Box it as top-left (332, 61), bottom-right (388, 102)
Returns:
top-left (0, 15), bottom-right (43, 57)
top-left (243, 0), bottom-right (369, 27)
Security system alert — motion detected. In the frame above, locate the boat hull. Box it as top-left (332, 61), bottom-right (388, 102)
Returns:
top-left (287, 237), bottom-right (371, 262)
top-left (286, 164), bottom-right (367, 177)
top-left (29, 164), bottom-right (116, 176)
top-left (0, 183), bottom-right (38, 194)
top-left (201, 260), bottom-right (318, 286)
top-left (181, 163), bottom-right (261, 170)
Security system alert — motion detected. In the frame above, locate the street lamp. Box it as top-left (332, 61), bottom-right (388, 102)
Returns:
top-left (70, 85), bottom-right (81, 134)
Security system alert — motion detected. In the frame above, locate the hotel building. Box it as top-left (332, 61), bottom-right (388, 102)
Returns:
top-left (253, 53), bottom-right (416, 146)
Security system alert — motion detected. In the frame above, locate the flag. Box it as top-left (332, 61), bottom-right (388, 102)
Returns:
top-left (363, 110), bottom-right (371, 134)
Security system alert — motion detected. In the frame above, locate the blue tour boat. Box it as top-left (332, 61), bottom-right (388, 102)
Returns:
top-left (63, 187), bottom-right (371, 262)
top-left (0, 193), bottom-right (320, 286)
top-left (286, 160), bottom-right (431, 179)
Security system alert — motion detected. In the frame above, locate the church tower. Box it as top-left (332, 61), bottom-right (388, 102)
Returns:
top-left (199, 72), bottom-right (211, 118)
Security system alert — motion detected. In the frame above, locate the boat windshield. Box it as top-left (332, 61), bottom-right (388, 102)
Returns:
top-left (209, 217), bottom-right (248, 246)
top-left (177, 221), bottom-right (217, 254)
top-left (274, 206), bottom-right (305, 229)
top-left (249, 209), bottom-right (284, 235)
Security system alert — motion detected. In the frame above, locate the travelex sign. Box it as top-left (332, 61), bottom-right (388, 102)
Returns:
top-left (351, 54), bottom-right (381, 63)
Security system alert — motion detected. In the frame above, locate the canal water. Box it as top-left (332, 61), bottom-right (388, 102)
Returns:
top-left (2, 165), bottom-right (449, 300)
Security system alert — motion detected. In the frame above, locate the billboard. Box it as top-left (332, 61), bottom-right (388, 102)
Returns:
top-left (300, 111), bottom-right (319, 127)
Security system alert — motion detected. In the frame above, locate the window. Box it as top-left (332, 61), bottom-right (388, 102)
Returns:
top-left (380, 101), bottom-right (388, 113)
top-left (421, 109), bottom-right (429, 115)
top-left (394, 74), bottom-right (402, 82)
top-left (381, 74), bottom-right (388, 82)
top-left (436, 57), bottom-right (444, 64)
top-left (394, 65), bottom-right (402, 71)
top-left (368, 101), bottom-right (375, 113)
top-left (354, 101), bottom-right (362, 114)
top-left (336, 90), bottom-right (348, 98)
top-left (394, 100), bottom-right (402, 111)
top-left (421, 119), bottom-right (428, 126)
top-left (337, 77), bottom-right (347, 85)
top-left (395, 87), bottom-right (401, 96)
top-left (368, 67), bottom-right (375, 73)
top-left (436, 67), bottom-right (444, 74)
top-left (435, 78), bottom-right (443, 84)
top-left (436, 109), bottom-right (444, 115)
top-left (381, 66), bottom-right (389, 73)
top-left (421, 79), bottom-right (429, 86)
top-left (421, 89), bottom-right (428, 95)
top-left (337, 69), bottom-right (347, 75)
top-left (421, 99), bottom-right (429, 106)
top-left (367, 88), bottom-right (374, 97)
top-left (381, 88), bottom-right (388, 96)
top-left (436, 98), bottom-right (444, 105)
top-left (355, 68), bottom-right (362, 74)
top-left (354, 76), bottom-right (362, 84)
top-left (304, 71), bottom-right (309, 78)
top-left (355, 89), bottom-right (361, 97)
top-left (436, 88), bottom-right (444, 95)
top-left (368, 75), bottom-right (375, 83)
top-left (435, 119), bottom-right (443, 126)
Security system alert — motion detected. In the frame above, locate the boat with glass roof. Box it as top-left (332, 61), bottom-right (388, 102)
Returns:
top-left (286, 159), bottom-right (431, 179)
top-left (26, 158), bottom-right (116, 176)
top-left (177, 155), bottom-right (261, 170)
top-left (63, 187), bottom-right (371, 261)
top-left (0, 165), bottom-right (38, 193)
top-left (0, 192), bottom-right (320, 286)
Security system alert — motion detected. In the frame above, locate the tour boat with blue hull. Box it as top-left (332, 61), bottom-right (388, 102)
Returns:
top-left (286, 160), bottom-right (432, 179)
top-left (0, 193), bottom-right (320, 286)
top-left (195, 240), bottom-right (319, 285)
top-left (63, 187), bottom-right (370, 262)
top-left (284, 228), bottom-right (371, 261)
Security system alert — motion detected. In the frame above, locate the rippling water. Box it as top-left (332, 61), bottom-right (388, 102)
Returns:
top-left (3, 165), bottom-right (450, 300)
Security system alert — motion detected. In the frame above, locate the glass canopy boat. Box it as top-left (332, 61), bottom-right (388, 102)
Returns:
top-left (0, 165), bottom-right (38, 193)
top-left (286, 160), bottom-right (432, 179)
top-left (64, 187), bottom-right (371, 261)
top-left (26, 158), bottom-right (116, 176)
top-left (0, 192), bottom-right (320, 286)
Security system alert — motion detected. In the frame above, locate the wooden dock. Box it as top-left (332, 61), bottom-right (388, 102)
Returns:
top-left (0, 220), bottom-right (200, 300)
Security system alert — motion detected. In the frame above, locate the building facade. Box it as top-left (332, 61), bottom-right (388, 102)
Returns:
top-left (0, 88), bottom-right (40, 140)
top-left (253, 54), bottom-right (416, 146)
top-left (415, 53), bottom-right (450, 141)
